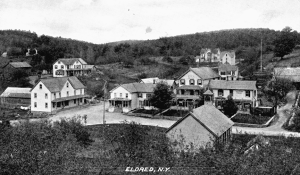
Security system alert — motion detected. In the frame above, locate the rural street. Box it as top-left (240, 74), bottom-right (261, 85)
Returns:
top-left (10, 90), bottom-right (300, 137)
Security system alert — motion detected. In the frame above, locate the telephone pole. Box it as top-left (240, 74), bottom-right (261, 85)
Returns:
top-left (261, 38), bottom-right (263, 72)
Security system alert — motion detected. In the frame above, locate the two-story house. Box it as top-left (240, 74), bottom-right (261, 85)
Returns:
top-left (175, 67), bottom-right (220, 108)
top-left (218, 63), bottom-right (239, 80)
top-left (220, 51), bottom-right (236, 65)
top-left (30, 76), bottom-right (88, 114)
top-left (208, 80), bottom-right (258, 111)
top-left (108, 83), bottom-right (156, 113)
top-left (200, 48), bottom-right (220, 62)
top-left (53, 58), bottom-right (95, 77)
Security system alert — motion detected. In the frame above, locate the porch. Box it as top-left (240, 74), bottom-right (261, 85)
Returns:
top-left (51, 94), bottom-right (89, 112)
top-left (108, 98), bottom-right (132, 113)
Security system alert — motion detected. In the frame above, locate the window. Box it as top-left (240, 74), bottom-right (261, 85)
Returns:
top-left (138, 93), bottom-right (142, 98)
top-left (39, 84), bottom-right (42, 89)
top-left (34, 93), bottom-right (37, 98)
top-left (59, 92), bottom-right (61, 98)
top-left (120, 93), bottom-right (122, 98)
top-left (34, 102), bottom-right (37, 108)
top-left (58, 61), bottom-right (61, 64)
top-left (67, 65), bottom-right (69, 69)
top-left (230, 90), bottom-right (233, 97)
top-left (114, 93), bottom-right (116, 98)
top-left (80, 89), bottom-right (82, 95)
top-left (80, 98), bottom-right (82, 103)
top-left (221, 77), bottom-right (226, 80)
top-left (126, 93), bottom-right (128, 98)
top-left (67, 83), bottom-right (69, 88)
top-left (146, 94), bottom-right (151, 99)
top-left (74, 99), bottom-right (76, 104)
top-left (245, 90), bottom-right (250, 97)
top-left (61, 65), bottom-right (64, 69)
top-left (189, 79), bottom-right (194, 85)
top-left (218, 89), bottom-right (224, 96)
top-left (67, 91), bottom-right (69, 97)
top-left (180, 79), bottom-right (185, 85)
top-left (220, 72), bottom-right (225, 75)
top-left (74, 90), bottom-right (76, 95)
top-left (45, 93), bottom-right (48, 99)
top-left (55, 65), bottom-right (58, 69)
top-left (53, 93), bottom-right (56, 99)
top-left (65, 101), bottom-right (69, 106)
top-left (197, 79), bottom-right (202, 85)
top-left (45, 103), bottom-right (48, 108)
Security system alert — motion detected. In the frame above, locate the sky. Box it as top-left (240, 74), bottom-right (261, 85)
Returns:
top-left (0, 0), bottom-right (299, 44)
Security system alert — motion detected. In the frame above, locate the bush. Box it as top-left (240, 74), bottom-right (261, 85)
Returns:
top-left (53, 117), bottom-right (94, 147)
top-left (137, 72), bottom-right (147, 79)
top-left (162, 56), bottom-right (173, 63)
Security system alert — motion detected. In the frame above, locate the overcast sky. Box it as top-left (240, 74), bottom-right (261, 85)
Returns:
top-left (0, 0), bottom-right (299, 44)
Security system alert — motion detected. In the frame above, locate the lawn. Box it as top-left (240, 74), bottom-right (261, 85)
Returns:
top-left (132, 108), bottom-right (160, 115)
top-left (231, 113), bottom-right (272, 125)
top-left (161, 109), bottom-right (189, 117)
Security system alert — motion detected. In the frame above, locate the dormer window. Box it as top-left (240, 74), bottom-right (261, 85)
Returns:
top-left (180, 79), bottom-right (185, 85)
top-left (189, 79), bottom-right (194, 85)
top-left (197, 79), bottom-right (202, 85)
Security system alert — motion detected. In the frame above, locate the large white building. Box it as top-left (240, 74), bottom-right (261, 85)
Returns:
top-left (52, 58), bottom-right (95, 77)
top-left (175, 67), bottom-right (220, 108)
top-left (108, 83), bottom-right (156, 113)
top-left (208, 80), bottom-right (258, 111)
top-left (31, 76), bottom-right (88, 114)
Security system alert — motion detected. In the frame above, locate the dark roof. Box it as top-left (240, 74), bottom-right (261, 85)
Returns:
top-left (110, 83), bottom-right (156, 93)
top-left (55, 58), bottom-right (87, 65)
top-left (218, 63), bottom-right (238, 72)
top-left (37, 76), bottom-right (85, 92)
top-left (8, 62), bottom-right (31, 68)
top-left (166, 105), bottom-right (234, 137)
top-left (209, 80), bottom-right (257, 90)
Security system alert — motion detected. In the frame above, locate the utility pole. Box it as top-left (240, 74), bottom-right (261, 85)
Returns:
top-left (261, 38), bottom-right (263, 72)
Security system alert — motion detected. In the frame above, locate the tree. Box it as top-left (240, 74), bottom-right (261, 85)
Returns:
top-left (273, 27), bottom-right (297, 59)
top-left (263, 76), bottom-right (295, 111)
top-left (8, 70), bottom-right (32, 87)
top-left (223, 95), bottom-right (238, 117)
top-left (149, 82), bottom-right (174, 111)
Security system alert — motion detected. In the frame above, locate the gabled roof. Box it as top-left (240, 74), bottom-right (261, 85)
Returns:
top-left (34, 76), bottom-right (85, 92)
top-left (140, 77), bottom-right (159, 83)
top-left (274, 67), bottom-right (300, 82)
top-left (0, 87), bottom-right (31, 98)
top-left (84, 65), bottom-right (95, 69)
top-left (220, 51), bottom-right (235, 58)
top-left (209, 80), bottom-right (257, 90)
top-left (166, 105), bottom-right (234, 137)
top-left (203, 89), bottom-right (213, 95)
top-left (7, 62), bottom-right (31, 68)
top-left (178, 67), bottom-right (219, 80)
top-left (55, 58), bottom-right (87, 65)
top-left (110, 83), bottom-right (156, 93)
top-left (218, 63), bottom-right (238, 72)
top-left (157, 79), bottom-right (175, 86)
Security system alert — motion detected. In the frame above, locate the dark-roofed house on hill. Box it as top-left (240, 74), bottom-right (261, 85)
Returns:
top-left (209, 80), bottom-right (258, 111)
top-left (2, 61), bottom-right (32, 80)
top-left (0, 87), bottom-right (31, 108)
top-left (166, 105), bottom-right (234, 151)
top-left (218, 63), bottom-right (239, 80)
top-left (30, 76), bottom-right (88, 114)
top-left (175, 67), bottom-right (220, 108)
top-left (53, 58), bottom-right (95, 77)
top-left (108, 83), bottom-right (156, 113)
